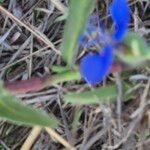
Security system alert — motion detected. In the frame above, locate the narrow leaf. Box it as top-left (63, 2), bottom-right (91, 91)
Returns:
top-left (64, 85), bottom-right (117, 104)
top-left (71, 108), bottom-right (82, 132)
top-left (55, 13), bottom-right (68, 22)
top-left (50, 69), bottom-right (81, 84)
top-left (0, 84), bottom-right (59, 127)
top-left (118, 32), bottom-right (150, 65)
top-left (124, 32), bottom-right (149, 56)
top-left (61, 0), bottom-right (95, 66)
top-left (51, 65), bottom-right (70, 73)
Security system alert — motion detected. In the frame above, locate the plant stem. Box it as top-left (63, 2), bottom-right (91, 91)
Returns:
top-left (48, 70), bottom-right (81, 84)
top-left (4, 70), bottom-right (81, 95)
top-left (4, 62), bottom-right (123, 95)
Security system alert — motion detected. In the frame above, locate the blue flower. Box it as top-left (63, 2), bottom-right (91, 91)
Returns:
top-left (79, 0), bottom-right (130, 85)
top-left (110, 0), bottom-right (130, 41)
top-left (80, 45), bottom-right (113, 84)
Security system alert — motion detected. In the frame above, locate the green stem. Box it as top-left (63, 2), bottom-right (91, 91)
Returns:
top-left (47, 70), bottom-right (81, 84)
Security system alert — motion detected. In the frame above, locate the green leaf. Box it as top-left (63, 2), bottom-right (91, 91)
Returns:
top-left (125, 32), bottom-right (149, 55)
top-left (71, 108), bottom-right (82, 132)
top-left (61, 0), bottom-right (95, 66)
top-left (64, 85), bottom-right (117, 104)
top-left (51, 65), bottom-right (70, 73)
top-left (55, 13), bottom-right (68, 22)
top-left (0, 84), bottom-right (59, 127)
top-left (50, 69), bottom-right (81, 84)
top-left (119, 32), bottom-right (150, 65)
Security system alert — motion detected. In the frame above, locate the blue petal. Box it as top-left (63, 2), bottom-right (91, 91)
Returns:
top-left (110, 0), bottom-right (130, 41)
top-left (79, 35), bottom-right (87, 47)
top-left (80, 45), bottom-right (113, 85)
top-left (86, 35), bottom-right (101, 48)
top-left (79, 25), bottom-right (98, 47)
top-left (79, 16), bottom-right (106, 49)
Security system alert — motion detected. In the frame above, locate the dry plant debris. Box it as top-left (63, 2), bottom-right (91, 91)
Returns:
top-left (0, 0), bottom-right (150, 150)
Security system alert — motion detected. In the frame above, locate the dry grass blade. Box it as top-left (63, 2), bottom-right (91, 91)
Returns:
top-left (0, 5), bottom-right (60, 55)
top-left (45, 127), bottom-right (76, 150)
top-left (0, 0), bottom-right (149, 149)
top-left (146, 110), bottom-right (150, 128)
top-left (115, 73), bottom-right (123, 132)
top-left (0, 25), bottom-right (14, 44)
top-left (20, 126), bottom-right (41, 150)
top-left (0, 46), bottom-right (49, 72)
top-left (82, 127), bottom-right (108, 150)
top-left (106, 80), bottom-right (150, 150)
top-left (50, 0), bottom-right (68, 14)
top-left (131, 80), bottom-right (150, 119)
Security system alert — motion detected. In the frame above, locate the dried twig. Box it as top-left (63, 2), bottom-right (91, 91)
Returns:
top-left (50, 0), bottom-right (68, 14)
top-left (20, 126), bottom-right (41, 150)
top-left (115, 73), bottom-right (123, 132)
top-left (0, 5), bottom-right (60, 54)
top-left (45, 127), bottom-right (76, 150)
